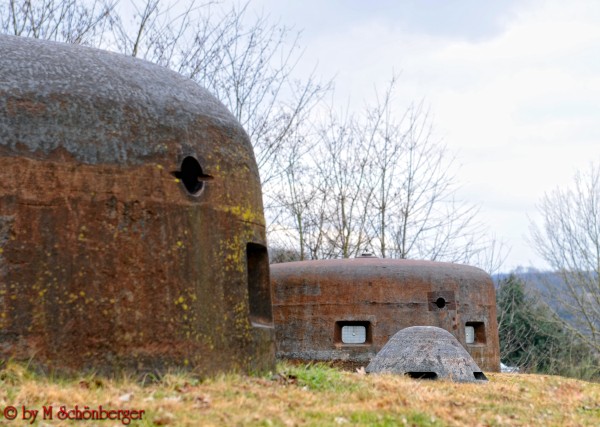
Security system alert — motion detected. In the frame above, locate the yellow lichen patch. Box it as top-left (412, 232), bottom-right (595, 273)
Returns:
top-left (222, 205), bottom-right (265, 226)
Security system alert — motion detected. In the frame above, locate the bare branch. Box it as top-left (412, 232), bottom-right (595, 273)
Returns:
top-left (530, 163), bottom-right (600, 352)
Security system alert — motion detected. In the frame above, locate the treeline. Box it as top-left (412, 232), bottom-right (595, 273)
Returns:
top-left (496, 273), bottom-right (599, 380)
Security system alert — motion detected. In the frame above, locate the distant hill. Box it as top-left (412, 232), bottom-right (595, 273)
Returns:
top-left (493, 269), bottom-right (582, 325)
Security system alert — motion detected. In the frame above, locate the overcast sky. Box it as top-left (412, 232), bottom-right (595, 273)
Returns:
top-left (223, 0), bottom-right (600, 272)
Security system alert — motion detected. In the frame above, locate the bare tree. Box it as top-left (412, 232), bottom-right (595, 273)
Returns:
top-left (387, 105), bottom-right (483, 262)
top-left (530, 163), bottom-right (600, 353)
top-left (267, 118), bottom-right (329, 260)
top-left (0, 0), bottom-right (115, 44)
top-left (271, 76), bottom-right (505, 268)
top-left (468, 235), bottom-right (509, 276)
top-left (314, 105), bottom-right (377, 258)
top-left (358, 76), bottom-right (405, 259)
top-left (360, 77), bottom-right (490, 264)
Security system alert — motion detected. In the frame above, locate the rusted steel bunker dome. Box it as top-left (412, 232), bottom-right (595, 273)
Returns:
top-left (272, 256), bottom-right (500, 372)
top-left (0, 35), bottom-right (274, 375)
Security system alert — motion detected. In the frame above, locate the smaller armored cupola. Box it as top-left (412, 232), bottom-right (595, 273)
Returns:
top-left (366, 326), bottom-right (488, 382)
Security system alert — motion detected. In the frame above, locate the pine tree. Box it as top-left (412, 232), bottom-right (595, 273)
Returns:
top-left (496, 274), bottom-right (599, 379)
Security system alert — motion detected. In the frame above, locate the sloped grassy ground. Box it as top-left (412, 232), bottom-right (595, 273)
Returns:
top-left (0, 361), bottom-right (598, 426)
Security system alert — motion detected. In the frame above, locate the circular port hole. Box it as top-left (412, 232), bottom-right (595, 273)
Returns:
top-left (173, 156), bottom-right (213, 196)
top-left (435, 297), bottom-right (446, 309)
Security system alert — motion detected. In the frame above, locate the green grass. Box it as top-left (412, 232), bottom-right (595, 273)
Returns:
top-left (279, 362), bottom-right (359, 391)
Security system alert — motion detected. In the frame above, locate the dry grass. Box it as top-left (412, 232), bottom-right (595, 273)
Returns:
top-left (0, 361), bottom-right (598, 426)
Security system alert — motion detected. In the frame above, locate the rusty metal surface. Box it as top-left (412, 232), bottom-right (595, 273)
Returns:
top-left (366, 326), bottom-right (488, 382)
top-left (0, 35), bottom-right (275, 376)
top-left (271, 257), bottom-right (500, 372)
